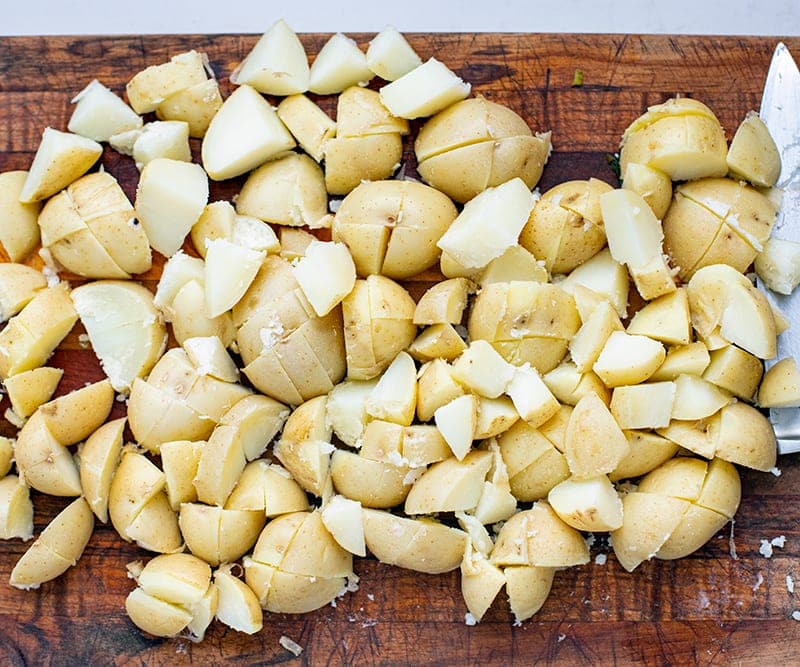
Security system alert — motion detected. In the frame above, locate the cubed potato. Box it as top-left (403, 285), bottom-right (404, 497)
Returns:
top-left (650, 342), bottom-right (711, 382)
top-left (204, 239), bottom-right (264, 319)
top-left (434, 394), bottom-right (478, 460)
top-left (726, 111), bottom-right (781, 188)
top-left (379, 58), bottom-right (470, 119)
top-left (408, 323), bottom-right (467, 363)
top-left (610, 382), bottom-right (676, 430)
top-left (437, 178), bottom-right (535, 270)
top-left (201, 85), bottom-right (296, 181)
top-left (135, 158), bottom-right (209, 258)
top-left (4, 366), bottom-right (62, 420)
top-left (451, 340), bottom-right (515, 399)
top-left (593, 331), bottom-right (665, 387)
top-left (416, 357), bottom-right (465, 423)
top-left (68, 79), bottom-right (142, 142)
top-left (19, 128), bottom-right (102, 203)
top-left (276, 94), bottom-right (336, 162)
top-left (72, 280), bottom-right (167, 392)
top-left (230, 19), bottom-right (309, 95)
top-left (759, 357), bottom-right (800, 407)
top-left (565, 392), bottom-right (629, 479)
top-left (236, 152), bottom-right (329, 229)
top-left (702, 344), bottom-right (763, 401)
top-left (366, 26), bottom-right (422, 81)
top-left (309, 32), bottom-right (373, 95)
top-left (0, 171), bottom-right (41, 261)
top-left (155, 78), bottom-right (223, 138)
top-left (621, 163), bottom-right (672, 219)
top-left (293, 241), bottom-right (356, 317)
top-left (126, 50), bottom-right (208, 114)
top-left (405, 450), bottom-right (493, 515)
top-left (548, 475), bottom-right (623, 531)
top-left (9, 497), bottom-right (94, 589)
top-left (364, 351), bottom-right (417, 426)
top-left (627, 288), bottom-right (691, 345)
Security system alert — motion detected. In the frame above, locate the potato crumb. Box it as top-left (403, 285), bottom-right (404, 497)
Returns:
top-left (78, 333), bottom-right (91, 348)
top-left (4, 408), bottom-right (25, 429)
top-left (594, 553), bottom-right (607, 565)
top-left (279, 635), bottom-right (303, 657)
top-left (793, 611), bottom-right (800, 622)
top-left (464, 612), bottom-right (477, 626)
top-left (787, 575), bottom-right (795, 594)
top-left (557, 633), bottom-right (566, 642)
top-left (753, 572), bottom-right (764, 591)
top-left (770, 467), bottom-right (782, 477)
top-left (729, 520), bottom-right (738, 560)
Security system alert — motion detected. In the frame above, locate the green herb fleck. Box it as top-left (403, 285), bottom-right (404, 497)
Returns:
top-left (571, 69), bottom-right (584, 87)
top-left (606, 152), bottom-right (621, 180)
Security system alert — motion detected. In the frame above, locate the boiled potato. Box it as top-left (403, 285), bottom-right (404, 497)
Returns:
top-left (68, 79), bottom-right (142, 142)
top-left (520, 179), bottom-right (611, 274)
top-left (39, 171), bottom-right (151, 278)
top-left (547, 475), bottom-right (623, 532)
top-left (0, 475), bottom-right (34, 540)
top-left (564, 392), bottom-right (629, 479)
top-left (416, 97), bottom-right (550, 203)
top-left (213, 566), bottom-right (263, 635)
top-left (405, 450), bottom-right (493, 515)
top-left (621, 163), bottom-right (672, 219)
top-left (201, 85), bottom-right (295, 181)
top-left (13, 411), bottom-right (81, 496)
top-left (79, 417), bottom-right (125, 523)
top-left (366, 26), bottom-right (422, 81)
top-left (72, 280), bottom-right (167, 392)
top-left (155, 78), bottom-right (223, 139)
top-left (0, 171), bottom-right (41, 261)
top-left (755, 237), bottom-right (800, 295)
top-left (9, 497), bottom-right (94, 589)
top-left (323, 133), bottom-right (402, 195)
top-left (333, 179), bottom-right (457, 279)
top-left (179, 503), bottom-right (264, 566)
top-left (663, 178), bottom-right (777, 280)
top-left (619, 97), bottom-right (728, 181)
top-left (379, 58), bottom-right (470, 120)
top-left (230, 19), bottom-right (309, 95)
top-left (309, 33), bottom-right (373, 95)
top-left (434, 393), bottom-right (478, 460)
top-left (276, 94), bottom-right (336, 163)
top-left (726, 111), bottom-right (781, 187)
top-left (759, 357), bottom-right (800, 407)
top-left (126, 50), bottom-right (209, 114)
top-left (236, 152), bottom-right (329, 229)
top-left (3, 366), bottom-right (62, 421)
top-left (19, 128), bottom-right (102, 203)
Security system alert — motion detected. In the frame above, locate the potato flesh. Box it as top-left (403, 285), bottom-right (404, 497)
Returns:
top-left (0, 171), bottom-right (41, 262)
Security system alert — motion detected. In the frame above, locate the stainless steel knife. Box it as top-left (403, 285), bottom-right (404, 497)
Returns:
top-left (758, 42), bottom-right (800, 454)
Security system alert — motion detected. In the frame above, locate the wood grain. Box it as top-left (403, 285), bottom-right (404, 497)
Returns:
top-left (1, 32), bottom-right (800, 666)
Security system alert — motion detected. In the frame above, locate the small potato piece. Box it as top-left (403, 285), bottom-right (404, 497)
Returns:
top-left (230, 19), bottom-right (310, 95)
top-left (451, 340), bottom-right (514, 399)
top-left (226, 461), bottom-right (308, 516)
top-left (479, 245), bottom-right (549, 286)
top-left (109, 450), bottom-right (166, 542)
top-left (321, 495), bottom-right (366, 557)
top-left (651, 342), bottom-right (711, 382)
top-left (9, 497), bottom-right (94, 589)
top-left (135, 158), bottom-right (209, 258)
top-left (38, 379), bottom-right (114, 446)
top-left (129, 120), bottom-right (191, 169)
top-left (13, 411), bottom-right (81, 496)
top-left (236, 152), bottom-right (329, 229)
top-left (214, 566), bottom-right (263, 635)
top-left (126, 50), bottom-right (208, 114)
top-left (759, 357), bottom-right (800, 407)
top-left (687, 264), bottom-right (776, 360)
top-left (405, 450), bottom-right (493, 515)
top-left (329, 449), bottom-right (410, 509)
top-left (560, 249), bottom-right (629, 319)
top-left (80, 418), bottom-right (125, 523)
top-left (201, 85), bottom-right (296, 181)
top-left (726, 111), bottom-right (781, 187)
top-left (627, 289), bottom-right (691, 346)
top-left (505, 565), bottom-right (555, 623)
top-left (755, 237), bottom-right (800, 296)
top-left (325, 378), bottom-right (378, 447)
top-left (19, 128), bottom-right (102, 203)
top-left (416, 358), bottom-right (464, 423)
top-left (0, 476), bottom-right (34, 540)
top-left (438, 178), bottom-right (535, 270)
top-left (379, 58), bottom-right (470, 119)
top-left (125, 588), bottom-right (194, 638)
top-left (367, 26), bottom-right (422, 81)
top-left (276, 95), bottom-right (336, 163)
top-left (408, 323), bottom-right (467, 362)
top-left (4, 366), bottom-right (62, 420)
top-left (593, 331), bottom-right (665, 387)
top-left (137, 553), bottom-right (212, 606)
top-left (333, 179), bottom-right (458, 279)
top-left (713, 402), bottom-right (777, 472)
top-left (491, 502), bottom-right (589, 567)
top-left (565, 392), bottom-right (629, 479)
top-left (610, 382), bottom-right (676, 430)
top-left (39, 171), bottom-right (151, 278)
top-left (0, 437), bottom-right (13, 477)
top-left (414, 278), bottom-right (472, 326)
top-left (609, 431), bottom-right (680, 482)
top-left (520, 179), bottom-right (611, 274)
top-left (68, 79), bottom-right (142, 142)
top-left (72, 281), bottom-right (167, 392)
top-left (461, 543), bottom-right (506, 622)
top-left (180, 503), bottom-right (265, 567)
top-left (671, 374), bottom-right (731, 420)
top-left (159, 440), bottom-right (202, 511)
top-left (0, 282), bottom-right (78, 380)
top-left (0, 171), bottom-right (41, 261)
top-left (341, 275), bottom-right (416, 380)
top-left (600, 188), bottom-right (675, 300)
top-left (619, 97), bottom-right (728, 181)
top-left (569, 301), bottom-right (624, 373)
top-left (0, 263), bottom-right (46, 322)
top-left (324, 134), bottom-right (402, 196)
top-left (475, 396), bottom-right (519, 439)
top-left (365, 351), bottom-right (417, 426)
top-left (362, 508), bottom-right (467, 574)
top-left (155, 78), bottom-right (223, 139)
top-left (435, 394), bottom-right (478, 460)
top-left (547, 475), bottom-right (623, 531)
top-left (506, 363), bottom-right (560, 428)
top-left (309, 33), bottom-right (373, 95)
top-left (702, 345), bottom-right (763, 401)
top-left (204, 239), bottom-right (264, 318)
top-left (611, 492), bottom-right (690, 572)
top-left (294, 241), bottom-right (356, 317)
top-left (621, 163), bottom-right (672, 219)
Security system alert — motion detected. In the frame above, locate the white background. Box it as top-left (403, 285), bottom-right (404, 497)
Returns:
top-left (2, 0), bottom-right (799, 36)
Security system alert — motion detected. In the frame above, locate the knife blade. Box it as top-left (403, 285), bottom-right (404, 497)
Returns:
top-left (757, 42), bottom-right (800, 454)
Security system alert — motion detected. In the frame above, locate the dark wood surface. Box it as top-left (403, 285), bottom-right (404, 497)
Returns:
top-left (2, 32), bottom-right (800, 666)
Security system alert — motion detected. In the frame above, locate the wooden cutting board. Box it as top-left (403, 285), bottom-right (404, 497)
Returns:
top-left (2, 32), bottom-right (800, 666)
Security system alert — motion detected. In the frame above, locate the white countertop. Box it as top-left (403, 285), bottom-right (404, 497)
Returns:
top-left (2, 0), bottom-right (799, 36)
